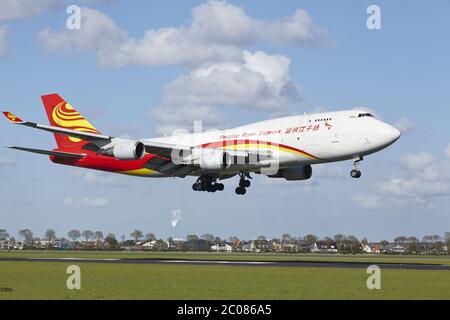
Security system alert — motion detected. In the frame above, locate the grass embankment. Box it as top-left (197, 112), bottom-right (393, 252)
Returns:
top-left (1, 250), bottom-right (449, 265)
top-left (0, 261), bottom-right (449, 300)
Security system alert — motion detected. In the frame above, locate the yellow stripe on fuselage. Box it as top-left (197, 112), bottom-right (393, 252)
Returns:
top-left (116, 168), bottom-right (157, 176)
top-left (220, 143), bottom-right (317, 159)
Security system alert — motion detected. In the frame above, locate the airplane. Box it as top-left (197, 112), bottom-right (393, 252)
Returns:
top-left (2, 94), bottom-right (401, 195)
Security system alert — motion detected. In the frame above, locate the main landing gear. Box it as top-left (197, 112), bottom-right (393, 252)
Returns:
top-left (350, 156), bottom-right (363, 179)
top-left (235, 173), bottom-right (252, 195)
top-left (192, 176), bottom-right (224, 193)
top-left (192, 173), bottom-right (252, 195)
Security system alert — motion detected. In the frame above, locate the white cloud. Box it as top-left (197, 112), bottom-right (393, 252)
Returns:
top-left (38, 6), bottom-right (128, 58)
top-left (264, 9), bottom-right (328, 47)
top-left (376, 177), bottom-right (449, 198)
top-left (163, 51), bottom-right (301, 110)
top-left (37, 2), bottom-right (323, 135)
top-left (352, 194), bottom-right (381, 209)
top-left (63, 196), bottom-right (109, 208)
top-left (395, 118), bottom-right (415, 134)
top-left (400, 152), bottom-right (434, 170)
top-left (353, 145), bottom-right (450, 209)
top-left (446, 144), bottom-right (450, 160)
top-left (0, 0), bottom-right (57, 21)
top-left (73, 170), bottom-right (129, 188)
top-left (152, 51), bottom-right (301, 135)
top-left (0, 26), bottom-right (7, 56)
top-left (38, 2), bottom-right (327, 68)
top-left (152, 105), bottom-right (226, 136)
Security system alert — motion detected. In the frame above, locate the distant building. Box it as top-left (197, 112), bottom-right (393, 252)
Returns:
top-left (362, 244), bottom-right (373, 254)
top-left (272, 242), bottom-right (298, 253)
top-left (81, 241), bottom-right (102, 250)
top-left (141, 240), bottom-right (156, 250)
top-left (231, 240), bottom-right (243, 252)
top-left (250, 240), bottom-right (271, 253)
top-left (153, 240), bottom-right (170, 251)
top-left (370, 243), bottom-right (388, 254)
top-left (242, 242), bottom-right (253, 252)
top-left (120, 240), bottom-right (137, 251)
top-left (297, 242), bottom-right (313, 253)
top-left (183, 239), bottom-right (211, 251)
top-left (311, 241), bottom-right (338, 253)
top-left (34, 238), bottom-right (52, 249)
top-left (0, 240), bottom-right (23, 250)
top-left (391, 244), bottom-right (407, 254)
top-left (142, 240), bottom-right (169, 251)
top-left (52, 238), bottom-right (72, 250)
top-left (211, 243), bottom-right (232, 252)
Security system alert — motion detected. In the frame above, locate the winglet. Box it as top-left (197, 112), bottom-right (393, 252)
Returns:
top-left (2, 112), bottom-right (25, 124)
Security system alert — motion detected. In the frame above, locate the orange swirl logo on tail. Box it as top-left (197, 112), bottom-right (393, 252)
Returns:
top-left (3, 112), bottom-right (23, 123)
top-left (52, 102), bottom-right (99, 142)
top-left (7, 113), bottom-right (16, 122)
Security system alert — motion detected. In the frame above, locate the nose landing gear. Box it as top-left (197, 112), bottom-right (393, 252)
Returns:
top-left (350, 156), bottom-right (363, 179)
top-left (235, 173), bottom-right (252, 195)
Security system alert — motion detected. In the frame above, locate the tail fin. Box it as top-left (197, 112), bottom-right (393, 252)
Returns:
top-left (41, 94), bottom-right (101, 149)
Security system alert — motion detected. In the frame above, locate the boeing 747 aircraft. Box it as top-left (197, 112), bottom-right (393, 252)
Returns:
top-left (3, 94), bottom-right (400, 195)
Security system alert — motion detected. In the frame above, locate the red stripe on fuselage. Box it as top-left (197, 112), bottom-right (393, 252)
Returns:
top-left (200, 139), bottom-right (320, 160)
top-left (50, 149), bottom-right (159, 172)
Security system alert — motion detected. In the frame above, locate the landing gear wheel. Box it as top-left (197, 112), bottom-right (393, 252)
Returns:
top-left (215, 183), bottom-right (225, 191)
top-left (350, 156), bottom-right (363, 179)
top-left (236, 173), bottom-right (251, 195)
top-left (240, 180), bottom-right (251, 188)
top-left (192, 176), bottom-right (225, 192)
top-left (350, 170), bottom-right (362, 179)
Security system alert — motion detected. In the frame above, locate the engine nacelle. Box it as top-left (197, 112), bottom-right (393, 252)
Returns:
top-left (268, 165), bottom-right (312, 181)
top-left (197, 149), bottom-right (232, 170)
top-left (100, 141), bottom-right (145, 160)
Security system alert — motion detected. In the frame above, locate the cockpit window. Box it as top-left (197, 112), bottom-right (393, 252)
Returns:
top-left (358, 113), bottom-right (374, 118)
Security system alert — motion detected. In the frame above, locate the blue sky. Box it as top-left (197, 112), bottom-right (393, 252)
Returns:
top-left (0, 0), bottom-right (449, 242)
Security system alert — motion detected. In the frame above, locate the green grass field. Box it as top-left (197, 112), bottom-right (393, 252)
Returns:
top-left (0, 251), bottom-right (449, 300)
top-left (1, 250), bottom-right (450, 265)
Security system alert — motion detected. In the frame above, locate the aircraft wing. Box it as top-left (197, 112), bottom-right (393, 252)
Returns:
top-left (2, 111), bottom-right (111, 142)
top-left (7, 146), bottom-right (87, 159)
top-left (143, 141), bottom-right (191, 159)
top-left (143, 140), bottom-right (272, 173)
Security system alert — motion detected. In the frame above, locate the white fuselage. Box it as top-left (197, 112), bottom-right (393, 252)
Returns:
top-left (142, 109), bottom-right (401, 177)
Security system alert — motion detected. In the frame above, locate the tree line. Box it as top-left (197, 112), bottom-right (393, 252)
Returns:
top-left (1, 228), bottom-right (449, 248)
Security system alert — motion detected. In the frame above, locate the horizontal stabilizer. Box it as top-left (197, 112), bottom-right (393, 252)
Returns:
top-left (7, 146), bottom-right (86, 159)
top-left (2, 111), bottom-right (24, 124)
top-left (2, 111), bottom-right (111, 142)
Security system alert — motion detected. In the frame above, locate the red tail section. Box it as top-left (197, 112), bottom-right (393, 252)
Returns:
top-left (41, 94), bottom-right (101, 149)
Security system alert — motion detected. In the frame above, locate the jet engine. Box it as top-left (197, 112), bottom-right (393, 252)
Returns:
top-left (99, 141), bottom-right (145, 160)
top-left (268, 165), bottom-right (312, 181)
top-left (197, 149), bottom-right (232, 170)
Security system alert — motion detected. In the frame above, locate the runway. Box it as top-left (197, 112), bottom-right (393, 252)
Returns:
top-left (1, 257), bottom-right (449, 270)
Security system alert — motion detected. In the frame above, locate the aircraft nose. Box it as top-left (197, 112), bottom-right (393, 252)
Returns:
top-left (379, 123), bottom-right (401, 145)
top-left (388, 125), bottom-right (401, 142)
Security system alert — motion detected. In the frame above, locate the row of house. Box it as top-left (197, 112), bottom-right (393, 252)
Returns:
top-left (362, 242), bottom-right (449, 255)
top-left (1, 238), bottom-right (75, 250)
top-left (1, 238), bottom-right (448, 255)
top-left (0, 240), bottom-right (24, 250)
